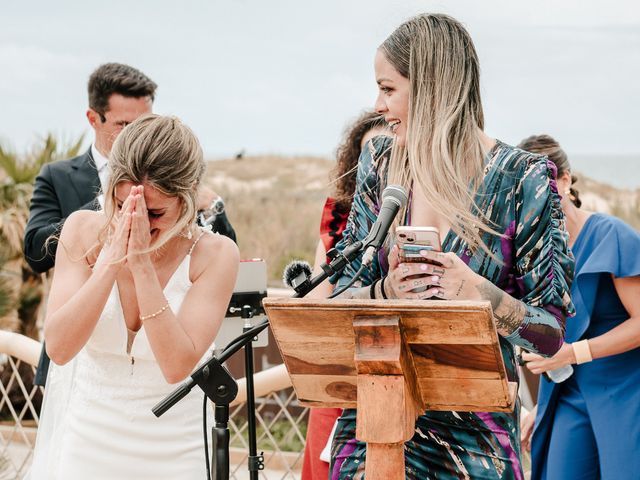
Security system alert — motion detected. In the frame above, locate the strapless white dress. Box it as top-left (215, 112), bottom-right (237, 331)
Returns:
top-left (28, 249), bottom-right (213, 479)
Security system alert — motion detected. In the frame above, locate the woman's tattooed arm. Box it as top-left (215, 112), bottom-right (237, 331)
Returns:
top-left (475, 280), bottom-right (527, 336)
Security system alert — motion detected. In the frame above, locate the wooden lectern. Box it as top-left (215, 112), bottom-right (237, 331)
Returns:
top-left (263, 298), bottom-right (517, 480)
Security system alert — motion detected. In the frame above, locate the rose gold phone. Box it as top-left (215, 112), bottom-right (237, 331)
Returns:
top-left (395, 226), bottom-right (442, 294)
top-left (395, 226), bottom-right (441, 263)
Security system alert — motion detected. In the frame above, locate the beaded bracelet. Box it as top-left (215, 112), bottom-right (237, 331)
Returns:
top-left (139, 301), bottom-right (170, 321)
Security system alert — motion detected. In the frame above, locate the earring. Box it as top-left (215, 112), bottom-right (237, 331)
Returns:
top-left (180, 229), bottom-right (193, 240)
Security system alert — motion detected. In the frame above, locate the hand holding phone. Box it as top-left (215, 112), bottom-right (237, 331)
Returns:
top-left (394, 226), bottom-right (442, 294)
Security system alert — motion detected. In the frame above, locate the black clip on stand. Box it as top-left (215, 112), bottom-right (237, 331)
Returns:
top-left (289, 240), bottom-right (364, 297)
top-left (152, 243), bottom-right (363, 479)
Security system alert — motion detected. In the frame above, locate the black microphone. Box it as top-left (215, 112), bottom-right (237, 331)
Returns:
top-left (283, 260), bottom-right (312, 290)
top-left (361, 185), bottom-right (408, 266)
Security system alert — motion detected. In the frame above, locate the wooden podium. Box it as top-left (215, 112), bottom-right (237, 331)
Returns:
top-left (263, 298), bottom-right (517, 480)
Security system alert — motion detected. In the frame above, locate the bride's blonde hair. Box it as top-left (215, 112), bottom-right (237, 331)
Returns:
top-left (100, 114), bottom-right (205, 251)
top-left (382, 13), bottom-right (500, 254)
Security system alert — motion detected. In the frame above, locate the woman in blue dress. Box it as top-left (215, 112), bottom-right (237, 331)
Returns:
top-left (520, 135), bottom-right (640, 479)
top-left (329, 14), bottom-right (575, 479)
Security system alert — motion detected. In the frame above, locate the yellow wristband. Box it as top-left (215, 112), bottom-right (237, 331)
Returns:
top-left (572, 339), bottom-right (593, 364)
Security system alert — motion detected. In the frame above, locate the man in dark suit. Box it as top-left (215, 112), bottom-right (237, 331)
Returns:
top-left (25, 63), bottom-right (235, 385)
top-left (24, 63), bottom-right (157, 274)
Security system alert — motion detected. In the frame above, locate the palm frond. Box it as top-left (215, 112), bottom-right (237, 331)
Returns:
top-left (0, 207), bottom-right (28, 258)
top-left (0, 132), bottom-right (84, 261)
top-left (0, 251), bottom-right (17, 321)
top-left (0, 132), bottom-right (86, 184)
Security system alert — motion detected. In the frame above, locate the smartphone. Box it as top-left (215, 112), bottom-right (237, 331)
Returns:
top-left (395, 226), bottom-right (442, 294)
top-left (395, 226), bottom-right (441, 263)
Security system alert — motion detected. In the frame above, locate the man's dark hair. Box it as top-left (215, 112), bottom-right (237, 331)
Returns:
top-left (88, 63), bottom-right (157, 121)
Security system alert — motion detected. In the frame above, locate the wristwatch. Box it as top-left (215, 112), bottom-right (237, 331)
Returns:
top-left (210, 196), bottom-right (225, 215)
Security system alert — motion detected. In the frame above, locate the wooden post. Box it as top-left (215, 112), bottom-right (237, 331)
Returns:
top-left (353, 315), bottom-right (421, 480)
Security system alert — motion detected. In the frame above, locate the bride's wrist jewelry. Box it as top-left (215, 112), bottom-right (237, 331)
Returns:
top-left (140, 301), bottom-right (170, 321)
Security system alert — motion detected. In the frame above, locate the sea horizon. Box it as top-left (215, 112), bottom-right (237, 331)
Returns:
top-left (571, 154), bottom-right (640, 190)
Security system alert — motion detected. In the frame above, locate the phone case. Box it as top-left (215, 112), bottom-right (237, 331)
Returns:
top-left (396, 227), bottom-right (441, 264)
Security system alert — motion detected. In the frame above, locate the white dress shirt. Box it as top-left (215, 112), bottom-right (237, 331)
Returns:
top-left (91, 144), bottom-right (109, 209)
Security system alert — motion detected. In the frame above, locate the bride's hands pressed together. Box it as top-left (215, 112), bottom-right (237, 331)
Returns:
top-left (127, 185), bottom-right (153, 270)
top-left (101, 186), bottom-right (136, 268)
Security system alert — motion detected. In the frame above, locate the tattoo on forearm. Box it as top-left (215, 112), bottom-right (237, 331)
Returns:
top-left (475, 280), bottom-right (526, 335)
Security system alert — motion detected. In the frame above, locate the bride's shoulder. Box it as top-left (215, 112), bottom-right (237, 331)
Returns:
top-left (190, 230), bottom-right (239, 277)
top-left (195, 230), bottom-right (238, 258)
top-left (63, 210), bottom-right (104, 235)
top-left (60, 210), bottom-right (106, 252)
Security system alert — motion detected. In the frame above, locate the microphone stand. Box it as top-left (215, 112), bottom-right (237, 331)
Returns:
top-left (240, 305), bottom-right (263, 479)
top-left (153, 317), bottom-right (269, 480)
top-left (152, 241), bottom-right (366, 479)
top-left (289, 240), bottom-right (364, 297)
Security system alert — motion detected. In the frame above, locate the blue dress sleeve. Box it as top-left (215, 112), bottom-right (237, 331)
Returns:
top-left (576, 215), bottom-right (640, 278)
top-left (333, 136), bottom-right (393, 289)
top-left (566, 214), bottom-right (640, 342)
top-left (503, 158), bottom-right (576, 356)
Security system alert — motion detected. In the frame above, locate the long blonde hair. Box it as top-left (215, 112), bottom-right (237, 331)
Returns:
top-left (381, 13), bottom-right (499, 253)
top-left (101, 114), bottom-right (205, 251)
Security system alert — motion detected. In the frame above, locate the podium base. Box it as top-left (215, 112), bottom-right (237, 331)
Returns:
top-left (366, 443), bottom-right (405, 480)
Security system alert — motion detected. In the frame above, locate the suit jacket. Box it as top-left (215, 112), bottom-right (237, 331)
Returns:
top-left (24, 149), bottom-right (101, 274)
top-left (24, 149), bottom-right (100, 386)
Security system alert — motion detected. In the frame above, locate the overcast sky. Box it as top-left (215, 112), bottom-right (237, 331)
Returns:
top-left (1, 0), bottom-right (639, 159)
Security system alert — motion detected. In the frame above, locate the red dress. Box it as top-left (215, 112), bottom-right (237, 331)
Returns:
top-left (301, 197), bottom-right (348, 480)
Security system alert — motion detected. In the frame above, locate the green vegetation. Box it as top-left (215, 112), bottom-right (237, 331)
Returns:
top-left (0, 133), bottom-right (84, 337)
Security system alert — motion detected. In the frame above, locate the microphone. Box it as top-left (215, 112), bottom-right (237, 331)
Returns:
top-left (361, 185), bottom-right (408, 266)
top-left (283, 260), bottom-right (312, 290)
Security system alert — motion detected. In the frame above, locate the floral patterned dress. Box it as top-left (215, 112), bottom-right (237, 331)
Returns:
top-left (330, 137), bottom-right (575, 480)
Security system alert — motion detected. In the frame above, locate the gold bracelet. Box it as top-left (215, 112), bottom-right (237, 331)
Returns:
top-left (139, 301), bottom-right (171, 321)
top-left (572, 339), bottom-right (593, 364)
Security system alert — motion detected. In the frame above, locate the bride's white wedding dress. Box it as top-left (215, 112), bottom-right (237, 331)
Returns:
top-left (28, 240), bottom-right (213, 479)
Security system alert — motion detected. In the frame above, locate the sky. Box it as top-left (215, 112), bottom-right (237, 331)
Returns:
top-left (1, 0), bottom-right (639, 162)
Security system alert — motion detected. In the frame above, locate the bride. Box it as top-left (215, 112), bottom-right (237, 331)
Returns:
top-left (28, 114), bottom-right (239, 479)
